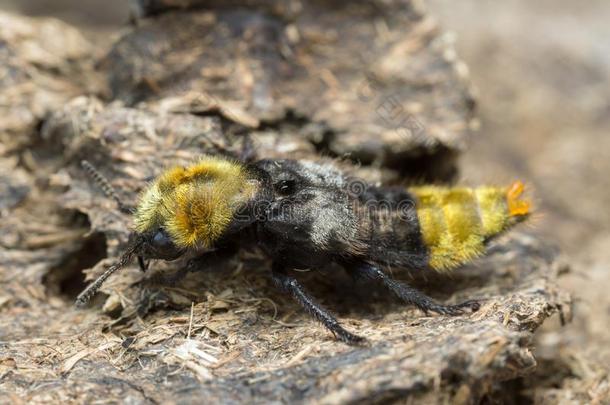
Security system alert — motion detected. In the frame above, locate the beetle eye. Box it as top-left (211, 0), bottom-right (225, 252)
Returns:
top-left (153, 230), bottom-right (170, 246)
top-left (145, 228), bottom-right (183, 260)
top-left (275, 179), bottom-right (296, 196)
top-left (151, 228), bottom-right (176, 253)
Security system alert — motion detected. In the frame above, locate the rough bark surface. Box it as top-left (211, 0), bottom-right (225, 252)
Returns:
top-left (0, 11), bottom-right (98, 155)
top-left (0, 2), bottom-right (571, 404)
top-left (107, 0), bottom-right (476, 180)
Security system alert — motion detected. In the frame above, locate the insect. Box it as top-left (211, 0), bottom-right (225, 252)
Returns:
top-left (76, 156), bottom-right (531, 344)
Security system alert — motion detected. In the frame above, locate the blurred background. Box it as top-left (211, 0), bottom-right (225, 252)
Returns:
top-left (2, 0), bottom-right (608, 400)
top-left (0, 0), bottom-right (128, 31)
top-left (428, 1), bottom-right (610, 400)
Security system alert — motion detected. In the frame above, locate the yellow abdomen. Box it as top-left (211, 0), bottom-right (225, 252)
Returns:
top-left (409, 181), bottom-right (531, 271)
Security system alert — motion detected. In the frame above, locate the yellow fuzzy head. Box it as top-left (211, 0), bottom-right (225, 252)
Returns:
top-left (133, 156), bottom-right (258, 249)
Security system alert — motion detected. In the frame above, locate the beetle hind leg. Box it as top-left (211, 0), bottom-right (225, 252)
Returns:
top-left (348, 262), bottom-right (480, 316)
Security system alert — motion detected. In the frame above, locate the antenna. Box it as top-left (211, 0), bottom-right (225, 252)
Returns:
top-left (80, 160), bottom-right (133, 214)
top-left (75, 238), bottom-right (141, 306)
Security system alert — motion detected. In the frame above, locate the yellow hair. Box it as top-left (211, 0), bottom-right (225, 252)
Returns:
top-left (410, 181), bottom-right (530, 271)
top-left (134, 156), bottom-right (257, 248)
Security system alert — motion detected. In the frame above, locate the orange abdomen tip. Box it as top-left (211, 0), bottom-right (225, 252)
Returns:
top-left (507, 181), bottom-right (531, 216)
